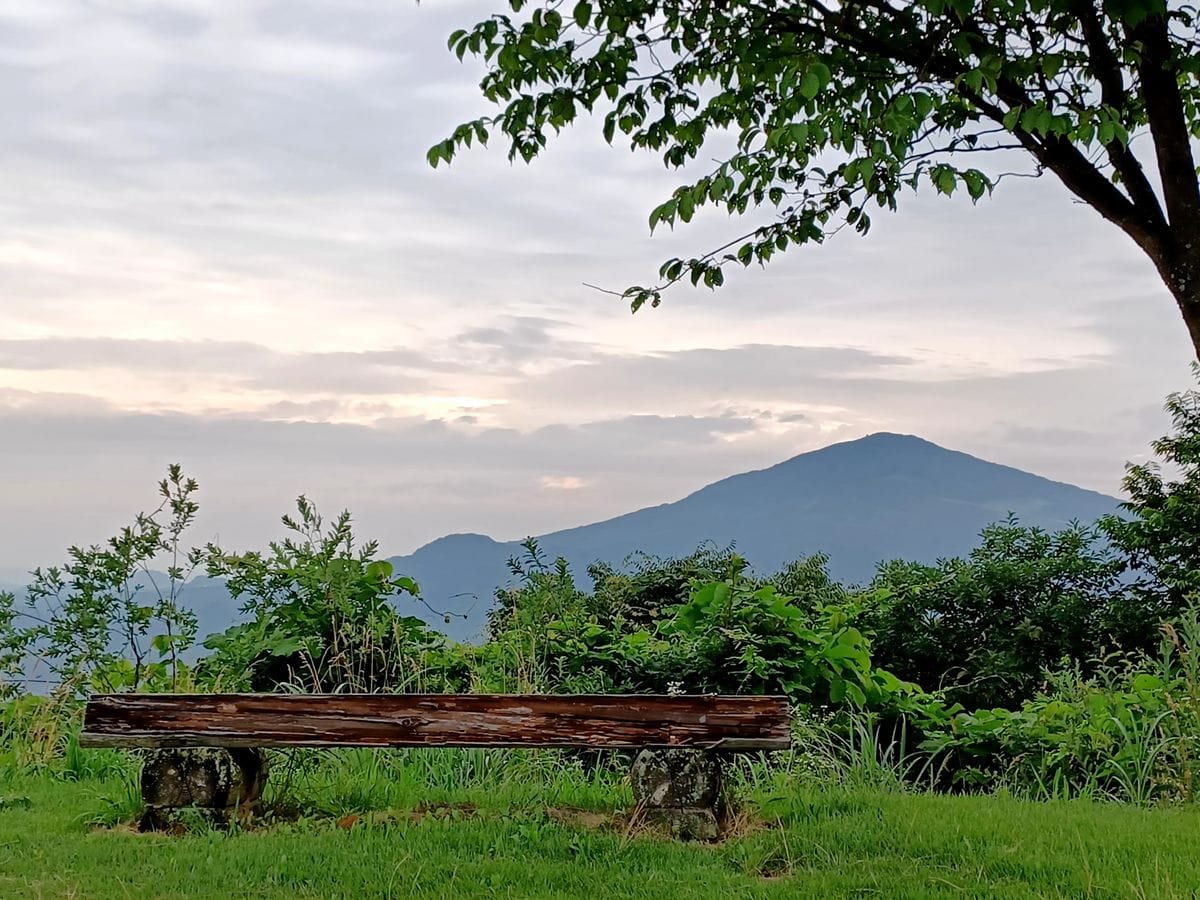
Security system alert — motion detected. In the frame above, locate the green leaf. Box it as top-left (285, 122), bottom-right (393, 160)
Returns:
top-left (677, 189), bottom-right (696, 223)
top-left (962, 169), bottom-right (987, 201)
top-left (426, 140), bottom-right (454, 169)
top-left (829, 677), bottom-right (847, 703)
top-left (844, 682), bottom-right (868, 706)
top-left (799, 70), bottom-right (821, 101)
top-left (392, 576), bottom-right (420, 596)
top-left (573, 1), bottom-right (592, 28)
top-left (266, 636), bottom-right (306, 657)
top-left (1131, 673), bottom-right (1164, 693)
top-left (365, 560), bottom-right (394, 581)
top-left (1020, 104), bottom-right (1052, 136)
top-left (649, 198), bottom-right (677, 231)
top-left (960, 69), bottom-right (984, 93)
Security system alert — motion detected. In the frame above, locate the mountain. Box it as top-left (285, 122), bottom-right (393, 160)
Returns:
top-left (4, 434), bottom-right (1122, 647)
top-left (389, 433), bottom-right (1121, 640)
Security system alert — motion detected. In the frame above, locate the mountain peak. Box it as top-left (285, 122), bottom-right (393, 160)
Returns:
top-left (411, 532), bottom-right (503, 554)
top-left (859, 430), bottom-right (934, 444)
top-left (806, 431), bottom-right (945, 456)
top-left (390, 433), bottom-right (1120, 640)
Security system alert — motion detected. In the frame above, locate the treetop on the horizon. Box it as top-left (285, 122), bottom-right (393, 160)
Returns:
top-left (431, 0), bottom-right (1200, 357)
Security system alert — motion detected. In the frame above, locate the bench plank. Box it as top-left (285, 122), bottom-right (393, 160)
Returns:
top-left (80, 693), bottom-right (791, 750)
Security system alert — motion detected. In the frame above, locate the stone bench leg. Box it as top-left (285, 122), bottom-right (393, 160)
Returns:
top-left (629, 748), bottom-right (725, 841)
top-left (139, 748), bottom-right (268, 832)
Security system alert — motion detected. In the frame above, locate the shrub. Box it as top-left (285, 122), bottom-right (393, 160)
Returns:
top-left (0, 592), bottom-right (24, 701)
top-left (484, 547), bottom-right (940, 724)
top-left (198, 497), bottom-right (455, 693)
top-left (8, 465), bottom-right (201, 696)
top-left (922, 607), bottom-right (1200, 802)
top-left (1105, 363), bottom-right (1200, 615)
top-left (477, 541), bottom-right (619, 693)
top-left (585, 543), bottom-right (746, 630)
top-left (862, 518), bottom-right (1148, 710)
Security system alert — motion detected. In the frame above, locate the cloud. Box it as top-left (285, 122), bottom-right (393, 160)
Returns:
top-left (516, 344), bottom-right (918, 410)
top-left (541, 476), bottom-right (588, 491)
top-left (0, 317), bottom-right (604, 409)
top-left (0, 0), bottom-right (1195, 580)
top-left (0, 396), bottom-right (819, 577)
top-left (0, 337), bottom-right (272, 373)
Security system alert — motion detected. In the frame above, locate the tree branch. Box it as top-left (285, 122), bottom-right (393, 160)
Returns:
top-left (1076, 1), bottom-right (1169, 233)
top-left (1129, 9), bottom-right (1200, 240)
top-left (768, 2), bottom-right (1168, 258)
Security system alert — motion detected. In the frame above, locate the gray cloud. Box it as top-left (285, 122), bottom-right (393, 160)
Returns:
top-left (0, 337), bottom-right (429, 395)
top-left (0, 0), bottom-right (1195, 580)
top-left (516, 344), bottom-right (917, 404)
top-left (0, 337), bottom-right (271, 373)
top-left (0, 316), bottom-right (603, 397)
top-left (0, 394), bottom-right (820, 578)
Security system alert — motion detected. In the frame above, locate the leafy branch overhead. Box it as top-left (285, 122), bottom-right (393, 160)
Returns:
top-left (433, 0), bottom-right (1200, 357)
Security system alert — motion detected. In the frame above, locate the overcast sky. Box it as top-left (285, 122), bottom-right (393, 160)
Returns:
top-left (0, 0), bottom-right (1194, 581)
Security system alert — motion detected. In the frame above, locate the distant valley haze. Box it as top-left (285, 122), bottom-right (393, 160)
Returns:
top-left (0, 434), bottom-right (1122, 643)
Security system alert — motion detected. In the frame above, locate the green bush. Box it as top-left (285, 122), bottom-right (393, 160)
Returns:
top-left (585, 543), bottom-right (747, 630)
top-left (482, 545), bottom-right (939, 725)
top-left (862, 518), bottom-right (1153, 710)
top-left (5, 465), bottom-right (201, 696)
top-left (1105, 363), bottom-right (1200, 616)
top-left (198, 497), bottom-right (461, 693)
top-left (922, 609), bottom-right (1200, 802)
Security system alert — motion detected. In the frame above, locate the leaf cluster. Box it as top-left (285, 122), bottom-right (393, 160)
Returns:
top-left (199, 498), bottom-right (446, 693)
top-left (864, 516), bottom-right (1146, 709)
top-left (436, 0), bottom-right (1200, 308)
top-left (9, 465), bottom-right (200, 696)
top-left (1105, 362), bottom-right (1200, 610)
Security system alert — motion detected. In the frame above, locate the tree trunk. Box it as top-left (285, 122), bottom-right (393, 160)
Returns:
top-left (1183, 295), bottom-right (1200, 361)
top-left (1162, 245), bottom-right (1200, 360)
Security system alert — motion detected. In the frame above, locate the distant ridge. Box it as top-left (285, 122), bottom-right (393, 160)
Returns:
top-left (389, 433), bottom-right (1119, 640)
top-left (6, 434), bottom-right (1122, 645)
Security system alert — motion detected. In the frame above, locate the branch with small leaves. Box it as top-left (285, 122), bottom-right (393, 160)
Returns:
top-left (433, 0), bottom-right (1200, 357)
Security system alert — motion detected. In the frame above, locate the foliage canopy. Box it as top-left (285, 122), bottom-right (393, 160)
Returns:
top-left (436, 0), bottom-right (1200, 356)
top-left (1106, 363), bottom-right (1200, 608)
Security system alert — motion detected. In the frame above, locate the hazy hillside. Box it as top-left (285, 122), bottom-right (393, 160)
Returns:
top-left (391, 433), bottom-right (1120, 640)
top-left (6, 434), bottom-right (1121, 645)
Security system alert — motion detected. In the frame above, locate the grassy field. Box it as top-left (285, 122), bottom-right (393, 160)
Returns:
top-left (2, 750), bottom-right (1200, 898)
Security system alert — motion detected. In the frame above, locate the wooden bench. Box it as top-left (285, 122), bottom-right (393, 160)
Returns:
top-left (81, 693), bottom-right (791, 838)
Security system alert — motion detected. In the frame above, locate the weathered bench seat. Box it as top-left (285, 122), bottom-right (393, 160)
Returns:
top-left (80, 692), bottom-right (791, 838)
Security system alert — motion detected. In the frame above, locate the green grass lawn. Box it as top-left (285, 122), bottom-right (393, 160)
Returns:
top-left (3, 758), bottom-right (1200, 899)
